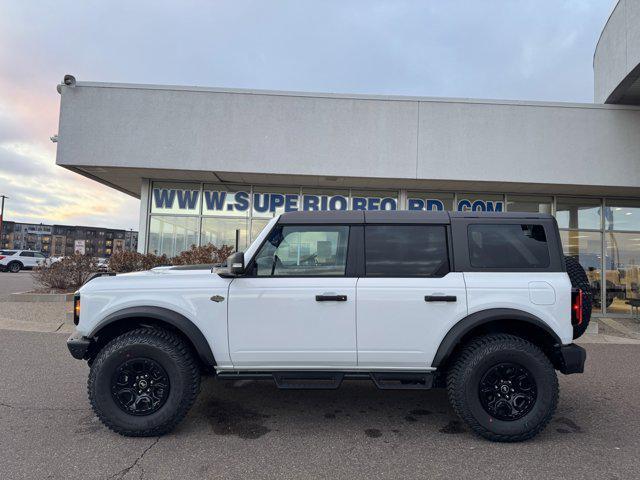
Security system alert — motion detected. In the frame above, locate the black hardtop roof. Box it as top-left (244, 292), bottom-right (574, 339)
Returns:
top-left (278, 210), bottom-right (554, 224)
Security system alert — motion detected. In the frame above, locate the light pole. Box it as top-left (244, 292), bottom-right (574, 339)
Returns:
top-left (0, 195), bottom-right (7, 248)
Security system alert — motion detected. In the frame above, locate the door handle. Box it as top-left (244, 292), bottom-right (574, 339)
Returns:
top-left (316, 295), bottom-right (347, 302)
top-left (425, 295), bottom-right (457, 302)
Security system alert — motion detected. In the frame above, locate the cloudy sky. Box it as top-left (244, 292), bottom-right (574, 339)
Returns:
top-left (0, 0), bottom-right (616, 230)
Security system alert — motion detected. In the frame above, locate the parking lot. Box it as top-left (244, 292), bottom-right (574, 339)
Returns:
top-left (0, 327), bottom-right (639, 480)
top-left (1, 274), bottom-right (639, 479)
top-left (0, 271), bottom-right (36, 295)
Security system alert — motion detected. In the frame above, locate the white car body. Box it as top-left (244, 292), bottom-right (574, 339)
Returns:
top-left (75, 214), bottom-right (573, 373)
top-left (0, 250), bottom-right (46, 271)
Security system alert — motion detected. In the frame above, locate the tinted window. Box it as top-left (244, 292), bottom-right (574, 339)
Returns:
top-left (253, 225), bottom-right (349, 277)
top-left (0, 250), bottom-right (16, 255)
top-left (365, 225), bottom-right (449, 277)
top-left (468, 224), bottom-right (550, 269)
top-left (19, 252), bottom-right (34, 257)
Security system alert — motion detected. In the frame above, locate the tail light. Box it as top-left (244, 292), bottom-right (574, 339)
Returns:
top-left (571, 289), bottom-right (583, 326)
top-left (0, 255), bottom-right (4, 260)
top-left (73, 294), bottom-right (81, 325)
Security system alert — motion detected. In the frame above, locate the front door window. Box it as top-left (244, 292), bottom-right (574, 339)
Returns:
top-left (252, 225), bottom-right (349, 277)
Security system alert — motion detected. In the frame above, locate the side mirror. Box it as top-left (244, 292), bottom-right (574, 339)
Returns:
top-left (227, 251), bottom-right (245, 276)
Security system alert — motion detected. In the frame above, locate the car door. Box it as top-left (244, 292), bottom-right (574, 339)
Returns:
top-left (357, 224), bottom-right (468, 369)
top-left (228, 223), bottom-right (358, 368)
top-left (33, 252), bottom-right (46, 267)
top-left (19, 251), bottom-right (36, 268)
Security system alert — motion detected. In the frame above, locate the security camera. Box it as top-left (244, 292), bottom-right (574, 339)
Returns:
top-left (63, 74), bottom-right (76, 87)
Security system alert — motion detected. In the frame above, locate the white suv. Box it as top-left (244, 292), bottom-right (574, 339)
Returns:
top-left (67, 211), bottom-right (591, 442)
top-left (0, 250), bottom-right (47, 272)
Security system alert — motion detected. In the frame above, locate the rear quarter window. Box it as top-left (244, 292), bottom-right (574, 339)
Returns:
top-left (468, 224), bottom-right (550, 269)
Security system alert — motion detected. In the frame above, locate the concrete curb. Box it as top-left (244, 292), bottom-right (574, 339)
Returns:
top-left (0, 292), bottom-right (74, 303)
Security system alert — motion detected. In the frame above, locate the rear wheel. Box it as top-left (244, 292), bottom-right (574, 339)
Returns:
top-left (88, 328), bottom-right (201, 437)
top-left (447, 334), bottom-right (558, 442)
top-left (8, 261), bottom-right (21, 273)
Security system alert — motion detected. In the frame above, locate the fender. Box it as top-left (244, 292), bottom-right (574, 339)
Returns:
top-left (89, 306), bottom-right (216, 366)
top-left (431, 308), bottom-right (562, 368)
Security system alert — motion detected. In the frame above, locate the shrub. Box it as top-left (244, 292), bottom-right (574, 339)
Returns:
top-left (108, 251), bottom-right (170, 273)
top-left (107, 245), bottom-right (233, 273)
top-left (32, 254), bottom-right (99, 292)
top-left (171, 244), bottom-right (234, 266)
top-left (32, 245), bottom-right (237, 289)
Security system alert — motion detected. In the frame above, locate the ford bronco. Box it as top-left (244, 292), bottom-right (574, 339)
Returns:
top-left (67, 211), bottom-right (590, 442)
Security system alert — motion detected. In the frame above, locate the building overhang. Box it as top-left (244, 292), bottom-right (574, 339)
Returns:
top-left (56, 80), bottom-right (640, 199)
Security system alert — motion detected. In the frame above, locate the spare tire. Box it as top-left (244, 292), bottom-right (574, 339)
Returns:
top-left (564, 256), bottom-right (593, 339)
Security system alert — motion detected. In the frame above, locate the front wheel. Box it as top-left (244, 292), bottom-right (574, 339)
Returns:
top-left (88, 328), bottom-right (201, 436)
top-left (447, 334), bottom-right (558, 442)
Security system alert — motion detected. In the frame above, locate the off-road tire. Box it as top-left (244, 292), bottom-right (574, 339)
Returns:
top-left (88, 327), bottom-right (201, 437)
top-left (447, 334), bottom-right (558, 442)
top-left (8, 261), bottom-right (21, 273)
top-left (564, 255), bottom-right (593, 338)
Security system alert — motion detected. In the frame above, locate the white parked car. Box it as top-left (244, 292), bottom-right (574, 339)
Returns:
top-left (67, 211), bottom-right (590, 442)
top-left (0, 250), bottom-right (47, 272)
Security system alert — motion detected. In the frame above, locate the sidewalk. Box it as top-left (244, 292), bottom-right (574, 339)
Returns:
top-left (0, 301), bottom-right (75, 334)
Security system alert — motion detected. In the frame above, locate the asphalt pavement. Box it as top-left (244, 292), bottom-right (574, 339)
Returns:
top-left (1, 329), bottom-right (639, 480)
top-left (0, 271), bottom-right (36, 294)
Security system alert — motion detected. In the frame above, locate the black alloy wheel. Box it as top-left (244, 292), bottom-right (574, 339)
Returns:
top-left (478, 362), bottom-right (537, 421)
top-left (111, 358), bottom-right (170, 416)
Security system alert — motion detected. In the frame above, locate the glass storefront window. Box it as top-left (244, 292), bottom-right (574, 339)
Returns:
top-left (200, 217), bottom-right (248, 250)
top-left (604, 200), bottom-right (640, 232)
top-left (251, 219), bottom-right (272, 241)
top-left (603, 232), bottom-right (640, 315)
top-left (146, 180), bottom-right (640, 318)
top-left (406, 192), bottom-right (454, 211)
top-left (252, 186), bottom-right (300, 218)
top-left (560, 230), bottom-right (603, 313)
top-left (202, 184), bottom-right (250, 217)
top-left (148, 216), bottom-right (198, 257)
top-left (556, 198), bottom-right (601, 230)
top-left (350, 190), bottom-right (398, 211)
top-left (456, 193), bottom-right (504, 212)
top-left (151, 182), bottom-right (201, 215)
top-left (506, 195), bottom-right (552, 214)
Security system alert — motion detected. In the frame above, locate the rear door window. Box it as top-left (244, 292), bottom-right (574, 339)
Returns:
top-left (19, 252), bottom-right (34, 257)
top-left (468, 224), bottom-right (550, 269)
top-left (365, 225), bottom-right (449, 277)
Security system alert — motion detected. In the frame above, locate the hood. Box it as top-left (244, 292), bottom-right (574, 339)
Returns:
top-left (78, 265), bottom-right (231, 293)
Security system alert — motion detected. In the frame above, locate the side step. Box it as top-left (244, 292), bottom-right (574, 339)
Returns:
top-left (370, 372), bottom-right (433, 390)
top-left (273, 371), bottom-right (345, 389)
top-left (216, 371), bottom-right (434, 390)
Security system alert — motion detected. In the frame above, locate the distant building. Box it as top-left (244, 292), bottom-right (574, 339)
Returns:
top-left (0, 221), bottom-right (138, 257)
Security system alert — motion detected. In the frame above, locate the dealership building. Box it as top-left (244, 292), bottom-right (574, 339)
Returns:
top-left (55, 0), bottom-right (640, 317)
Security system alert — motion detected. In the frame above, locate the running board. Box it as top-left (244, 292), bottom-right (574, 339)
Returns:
top-left (370, 372), bottom-right (433, 390)
top-left (216, 371), bottom-right (434, 390)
